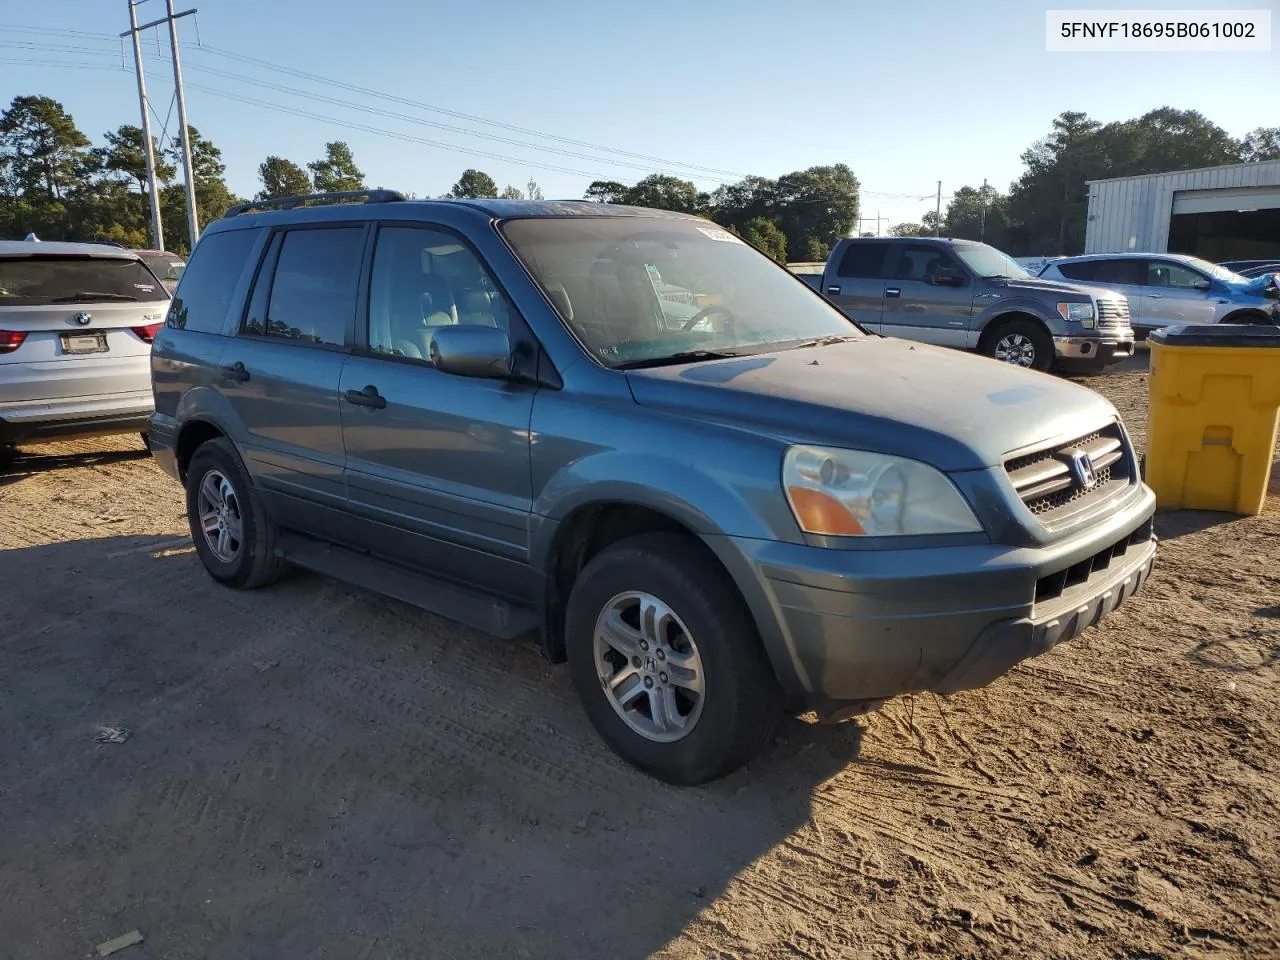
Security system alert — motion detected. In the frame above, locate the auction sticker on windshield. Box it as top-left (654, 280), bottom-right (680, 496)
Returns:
top-left (1046, 9), bottom-right (1271, 51)
top-left (696, 226), bottom-right (742, 243)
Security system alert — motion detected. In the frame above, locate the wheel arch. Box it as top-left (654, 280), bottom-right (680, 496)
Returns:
top-left (1220, 308), bottom-right (1273, 326)
top-left (175, 418), bottom-right (228, 482)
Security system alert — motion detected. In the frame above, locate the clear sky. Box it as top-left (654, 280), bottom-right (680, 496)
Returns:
top-left (1, 0), bottom-right (1276, 230)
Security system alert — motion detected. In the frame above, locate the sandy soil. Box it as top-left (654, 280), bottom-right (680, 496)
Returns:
top-left (1, 352), bottom-right (1277, 960)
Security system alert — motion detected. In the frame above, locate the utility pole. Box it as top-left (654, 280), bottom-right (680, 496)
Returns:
top-left (934, 181), bottom-right (942, 236)
top-left (125, 0), bottom-right (163, 251)
top-left (876, 210), bottom-right (882, 236)
top-left (122, 2), bottom-right (198, 251)
top-left (980, 177), bottom-right (989, 242)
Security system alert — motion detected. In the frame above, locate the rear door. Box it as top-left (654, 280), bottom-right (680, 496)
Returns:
top-left (218, 223), bottom-right (368, 528)
top-left (1143, 259), bottom-right (1218, 326)
top-left (1062, 258), bottom-right (1147, 325)
top-left (879, 244), bottom-right (973, 346)
top-left (823, 240), bottom-right (893, 331)
top-left (0, 252), bottom-right (169, 407)
top-left (337, 223), bottom-right (538, 598)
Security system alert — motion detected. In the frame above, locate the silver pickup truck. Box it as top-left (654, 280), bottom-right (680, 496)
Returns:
top-left (814, 237), bottom-right (1135, 373)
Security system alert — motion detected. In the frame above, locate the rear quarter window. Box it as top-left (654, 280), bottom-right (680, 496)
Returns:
top-left (1056, 261), bottom-right (1099, 282)
top-left (169, 229), bottom-right (261, 334)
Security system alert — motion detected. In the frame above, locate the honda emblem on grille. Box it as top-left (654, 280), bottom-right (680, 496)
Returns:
top-left (73, 312), bottom-right (92, 326)
top-left (1070, 450), bottom-right (1098, 489)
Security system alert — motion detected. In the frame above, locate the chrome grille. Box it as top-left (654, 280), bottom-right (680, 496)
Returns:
top-left (1096, 297), bottom-right (1129, 329)
top-left (1005, 423), bottom-right (1132, 524)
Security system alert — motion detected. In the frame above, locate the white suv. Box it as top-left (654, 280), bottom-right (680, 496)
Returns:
top-left (0, 239), bottom-right (170, 459)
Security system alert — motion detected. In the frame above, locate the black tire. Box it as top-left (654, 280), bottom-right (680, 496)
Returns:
top-left (184, 437), bottom-right (288, 589)
top-left (0, 443), bottom-right (15, 468)
top-left (139, 431), bottom-right (151, 453)
top-left (565, 532), bottom-right (782, 785)
top-left (1221, 310), bottom-right (1274, 326)
top-left (980, 318), bottom-right (1054, 372)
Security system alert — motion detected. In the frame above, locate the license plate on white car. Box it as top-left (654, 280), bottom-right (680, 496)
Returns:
top-left (60, 332), bottom-right (109, 354)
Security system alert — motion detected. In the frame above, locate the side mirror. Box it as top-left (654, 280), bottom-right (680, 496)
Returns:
top-left (933, 266), bottom-right (967, 287)
top-left (429, 325), bottom-right (513, 379)
top-left (1193, 278), bottom-right (1212, 292)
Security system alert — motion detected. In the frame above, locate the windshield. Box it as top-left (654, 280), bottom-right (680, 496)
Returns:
top-left (952, 243), bottom-right (1031, 279)
top-left (1179, 256), bottom-right (1245, 284)
top-left (501, 217), bottom-right (862, 368)
top-left (0, 255), bottom-right (169, 305)
top-left (139, 252), bottom-right (186, 282)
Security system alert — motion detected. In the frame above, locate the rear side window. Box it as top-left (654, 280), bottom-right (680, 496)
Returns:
top-left (837, 242), bottom-right (892, 278)
top-left (0, 255), bottom-right (168, 306)
top-left (1056, 261), bottom-right (1099, 282)
top-left (264, 227), bottom-right (365, 347)
top-left (169, 229), bottom-right (259, 333)
top-left (1093, 259), bottom-right (1146, 286)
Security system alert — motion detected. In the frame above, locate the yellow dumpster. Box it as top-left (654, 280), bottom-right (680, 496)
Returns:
top-left (1146, 324), bottom-right (1280, 516)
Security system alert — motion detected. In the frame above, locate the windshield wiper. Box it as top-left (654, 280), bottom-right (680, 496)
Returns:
top-left (614, 349), bottom-right (742, 370)
top-left (790, 334), bottom-right (861, 348)
top-left (50, 292), bottom-right (139, 303)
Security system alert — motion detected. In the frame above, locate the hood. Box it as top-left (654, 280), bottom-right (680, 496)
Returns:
top-left (1236, 271), bottom-right (1280, 299)
top-left (625, 338), bottom-right (1118, 472)
top-left (994, 275), bottom-right (1120, 302)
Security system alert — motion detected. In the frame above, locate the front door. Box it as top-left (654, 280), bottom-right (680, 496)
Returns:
top-left (823, 241), bottom-right (893, 332)
top-left (339, 224), bottom-right (538, 600)
top-left (1142, 260), bottom-right (1219, 326)
top-left (879, 244), bottom-right (974, 347)
top-left (217, 223), bottom-right (367, 530)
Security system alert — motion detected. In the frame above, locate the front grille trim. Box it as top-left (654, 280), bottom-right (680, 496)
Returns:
top-left (1004, 422), bottom-right (1134, 525)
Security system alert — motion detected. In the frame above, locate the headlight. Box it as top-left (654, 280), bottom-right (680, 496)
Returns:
top-left (783, 446), bottom-right (982, 537)
top-left (1057, 301), bottom-right (1096, 327)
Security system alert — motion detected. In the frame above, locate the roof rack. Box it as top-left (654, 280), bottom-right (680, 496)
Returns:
top-left (223, 189), bottom-right (407, 218)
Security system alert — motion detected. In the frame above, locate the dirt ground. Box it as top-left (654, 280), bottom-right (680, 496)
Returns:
top-left (1, 350), bottom-right (1277, 960)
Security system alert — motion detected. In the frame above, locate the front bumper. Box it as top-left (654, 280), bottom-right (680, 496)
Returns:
top-left (708, 483), bottom-right (1156, 708)
top-left (0, 391), bottom-right (153, 444)
top-left (1054, 333), bottom-right (1135, 364)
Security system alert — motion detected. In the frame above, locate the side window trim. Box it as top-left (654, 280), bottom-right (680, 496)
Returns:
top-left (238, 222), bottom-right (370, 351)
top-left (359, 220), bottom-right (541, 369)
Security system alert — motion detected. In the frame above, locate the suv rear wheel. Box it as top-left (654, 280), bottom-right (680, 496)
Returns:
top-left (565, 533), bottom-right (782, 784)
top-left (981, 318), bottom-right (1053, 372)
top-left (185, 437), bottom-right (288, 589)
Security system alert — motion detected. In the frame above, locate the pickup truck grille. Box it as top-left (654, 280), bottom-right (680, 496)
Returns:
top-left (1005, 423), bottom-right (1132, 523)
top-left (1096, 297), bottom-right (1129, 329)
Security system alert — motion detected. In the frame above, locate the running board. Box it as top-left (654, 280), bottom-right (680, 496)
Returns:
top-left (278, 533), bottom-right (537, 640)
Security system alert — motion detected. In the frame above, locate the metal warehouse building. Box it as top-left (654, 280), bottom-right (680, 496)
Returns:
top-left (1085, 160), bottom-right (1280, 260)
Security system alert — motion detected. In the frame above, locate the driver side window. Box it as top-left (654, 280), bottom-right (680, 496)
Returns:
top-left (895, 246), bottom-right (959, 283)
top-left (1149, 261), bottom-right (1205, 289)
top-left (367, 225), bottom-right (514, 362)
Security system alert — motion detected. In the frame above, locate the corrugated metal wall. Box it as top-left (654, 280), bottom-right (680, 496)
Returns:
top-left (1085, 160), bottom-right (1280, 253)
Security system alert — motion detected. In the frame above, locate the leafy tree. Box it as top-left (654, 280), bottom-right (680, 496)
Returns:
top-left (771, 164), bottom-right (860, 262)
top-left (0, 95), bottom-right (93, 200)
top-left (1241, 126), bottom-right (1280, 162)
top-left (256, 155), bottom-right (311, 201)
top-left (584, 180), bottom-right (628, 203)
top-left (739, 217), bottom-right (788, 262)
top-left (93, 124), bottom-right (174, 195)
top-left (499, 184), bottom-right (524, 199)
top-left (621, 174), bottom-right (700, 213)
top-left (709, 175), bottom-right (777, 232)
top-left (890, 222), bottom-right (926, 237)
top-left (526, 179), bottom-right (544, 200)
top-left (447, 168), bottom-right (499, 199)
top-left (308, 141), bottom-right (364, 193)
top-left (941, 184), bottom-right (1010, 248)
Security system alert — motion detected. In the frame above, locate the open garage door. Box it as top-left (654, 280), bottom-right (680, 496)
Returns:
top-left (1169, 186), bottom-right (1280, 260)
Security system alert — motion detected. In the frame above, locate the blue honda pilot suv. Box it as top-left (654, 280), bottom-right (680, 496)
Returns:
top-left (148, 191), bottom-right (1157, 784)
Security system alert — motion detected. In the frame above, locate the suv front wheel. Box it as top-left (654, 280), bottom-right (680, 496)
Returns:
top-left (565, 533), bottom-right (782, 784)
top-left (185, 437), bottom-right (288, 589)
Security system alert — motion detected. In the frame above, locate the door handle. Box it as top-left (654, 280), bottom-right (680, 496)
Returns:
top-left (344, 384), bottom-right (386, 409)
top-left (1147, 294), bottom-right (1163, 299)
top-left (826, 285), bottom-right (841, 295)
top-left (221, 361), bottom-right (250, 383)
top-left (885, 287), bottom-right (901, 298)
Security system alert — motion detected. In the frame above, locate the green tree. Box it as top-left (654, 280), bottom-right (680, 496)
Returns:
top-left (447, 168), bottom-right (499, 199)
top-left (526, 179), bottom-right (544, 200)
top-left (739, 217), bottom-right (788, 262)
top-left (307, 140), bottom-right (364, 193)
top-left (584, 179), bottom-right (627, 203)
top-left (889, 222), bottom-right (926, 237)
top-left (93, 124), bottom-right (174, 195)
top-left (621, 174), bottom-right (700, 213)
top-left (499, 184), bottom-right (524, 199)
top-left (942, 184), bottom-right (1010, 247)
top-left (0, 95), bottom-right (93, 201)
top-left (256, 155), bottom-right (311, 200)
top-left (708, 175), bottom-right (777, 232)
top-left (162, 126), bottom-right (239, 253)
top-left (1241, 126), bottom-right (1280, 162)
top-left (769, 165), bottom-right (860, 262)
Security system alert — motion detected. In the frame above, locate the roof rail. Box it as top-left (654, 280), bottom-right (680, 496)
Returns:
top-left (223, 189), bottom-right (407, 218)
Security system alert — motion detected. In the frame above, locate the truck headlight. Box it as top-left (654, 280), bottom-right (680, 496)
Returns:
top-left (783, 446), bottom-right (982, 537)
top-left (1057, 301), bottom-right (1096, 327)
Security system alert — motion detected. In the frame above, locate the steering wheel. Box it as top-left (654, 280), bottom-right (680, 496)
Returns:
top-left (681, 305), bottom-right (735, 332)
